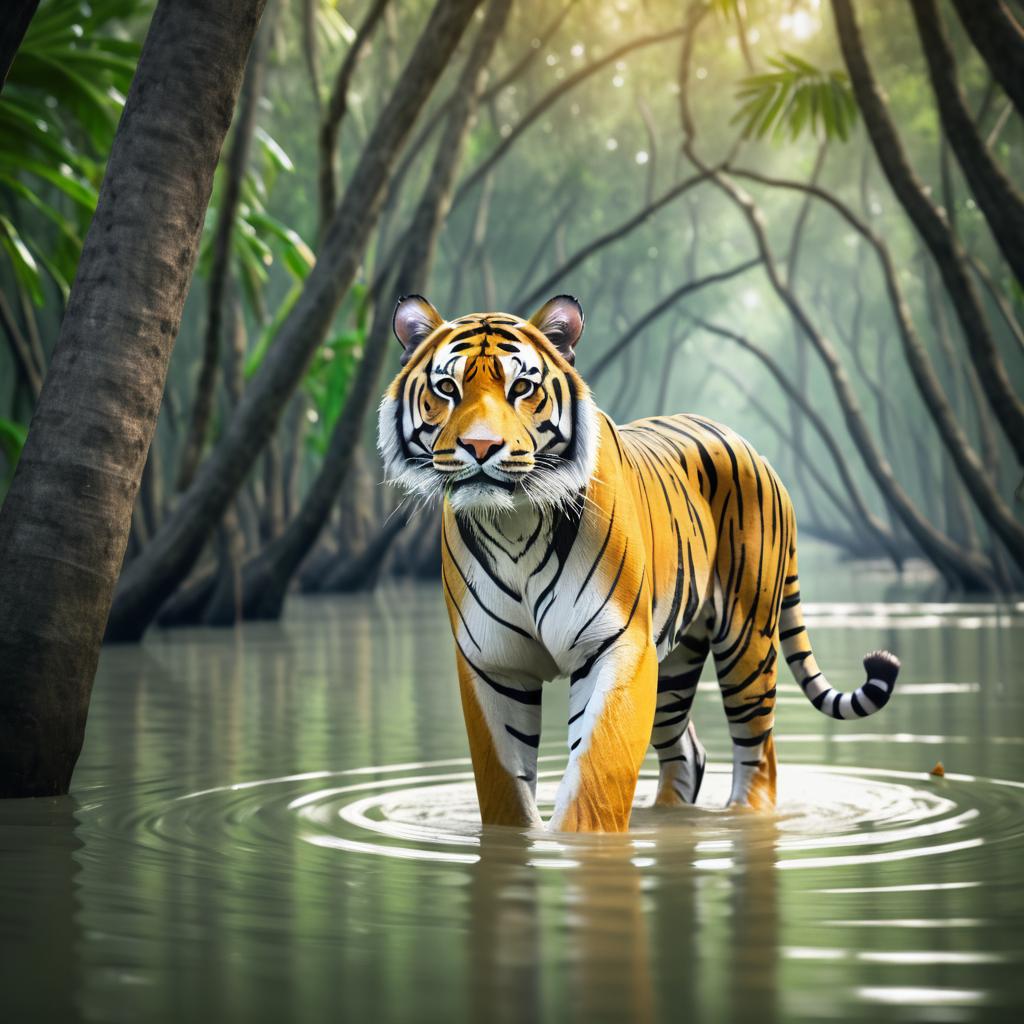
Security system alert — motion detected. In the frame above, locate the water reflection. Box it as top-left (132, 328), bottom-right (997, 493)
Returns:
top-left (0, 558), bottom-right (1021, 1022)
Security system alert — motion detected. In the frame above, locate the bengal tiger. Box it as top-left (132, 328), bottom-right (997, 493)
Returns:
top-left (377, 294), bottom-right (899, 833)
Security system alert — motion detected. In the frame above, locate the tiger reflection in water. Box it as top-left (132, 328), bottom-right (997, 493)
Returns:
top-left (378, 294), bottom-right (899, 832)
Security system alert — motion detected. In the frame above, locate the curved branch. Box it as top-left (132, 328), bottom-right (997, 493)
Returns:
top-left (694, 318), bottom-right (899, 563)
top-left (317, 0), bottom-right (391, 233)
top-left (910, 0), bottom-right (1024, 286)
top-left (517, 169), bottom-right (715, 310)
top-left (728, 165), bottom-right (1024, 569)
top-left (697, 162), bottom-right (993, 586)
top-left (452, 24), bottom-right (693, 208)
top-left (949, 0), bottom-right (1024, 120)
top-left (585, 258), bottom-right (761, 386)
top-left (830, 0), bottom-right (1024, 464)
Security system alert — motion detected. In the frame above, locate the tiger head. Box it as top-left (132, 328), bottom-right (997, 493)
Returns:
top-left (377, 294), bottom-right (599, 515)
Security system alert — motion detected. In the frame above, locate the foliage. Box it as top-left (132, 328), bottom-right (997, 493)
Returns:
top-left (0, 0), bottom-right (144, 309)
top-left (0, 417), bottom-right (28, 497)
top-left (732, 53), bottom-right (859, 142)
top-left (303, 324), bottom-right (364, 457)
top-left (198, 128), bottom-right (315, 323)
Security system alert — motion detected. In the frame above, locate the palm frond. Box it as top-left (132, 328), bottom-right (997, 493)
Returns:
top-left (732, 52), bottom-right (858, 142)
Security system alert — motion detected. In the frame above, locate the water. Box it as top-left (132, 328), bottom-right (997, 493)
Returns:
top-left (2, 552), bottom-right (1023, 1023)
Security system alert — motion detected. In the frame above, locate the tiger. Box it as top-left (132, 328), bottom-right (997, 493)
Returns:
top-left (377, 293), bottom-right (900, 833)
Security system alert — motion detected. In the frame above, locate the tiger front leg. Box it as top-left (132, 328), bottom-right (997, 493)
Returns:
top-left (455, 648), bottom-right (544, 829)
top-left (549, 635), bottom-right (658, 833)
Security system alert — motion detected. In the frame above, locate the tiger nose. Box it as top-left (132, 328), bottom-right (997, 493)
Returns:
top-left (458, 436), bottom-right (503, 463)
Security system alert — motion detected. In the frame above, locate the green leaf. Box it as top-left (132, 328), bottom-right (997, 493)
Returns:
top-left (255, 128), bottom-right (295, 174)
top-left (0, 155), bottom-right (97, 209)
top-left (732, 53), bottom-right (858, 143)
top-left (243, 281), bottom-right (304, 379)
top-left (0, 214), bottom-right (44, 305)
top-left (0, 417), bottom-right (29, 491)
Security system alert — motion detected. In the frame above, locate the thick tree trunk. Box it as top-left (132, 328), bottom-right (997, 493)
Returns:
top-left (910, 0), bottom-right (1024, 286)
top-left (176, 9), bottom-right (271, 491)
top-left (232, 0), bottom-right (511, 621)
top-left (0, 0), bottom-right (267, 797)
top-left (106, 0), bottom-right (485, 642)
top-left (949, 0), bottom-right (1024, 120)
top-left (831, 0), bottom-right (1024, 464)
top-left (0, 0), bottom-right (39, 92)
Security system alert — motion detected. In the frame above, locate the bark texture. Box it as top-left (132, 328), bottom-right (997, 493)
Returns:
top-left (0, 0), bottom-right (267, 796)
top-left (105, 0), bottom-right (485, 642)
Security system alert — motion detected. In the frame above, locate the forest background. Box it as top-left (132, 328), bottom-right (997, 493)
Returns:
top-left (0, 0), bottom-right (1021, 795)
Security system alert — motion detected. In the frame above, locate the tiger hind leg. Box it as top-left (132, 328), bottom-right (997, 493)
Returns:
top-left (651, 637), bottom-right (708, 807)
top-left (712, 630), bottom-right (779, 811)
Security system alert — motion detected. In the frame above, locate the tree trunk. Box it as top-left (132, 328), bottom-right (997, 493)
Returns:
top-left (105, 0), bottom-right (485, 643)
top-left (232, 0), bottom-right (511, 621)
top-left (949, 0), bottom-right (1024, 119)
top-left (0, 0), bottom-right (39, 92)
top-left (0, 0), bottom-right (267, 797)
top-left (830, 0), bottom-right (1024, 464)
top-left (176, 7), bottom-right (272, 491)
top-left (910, 0), bottom-right (1024, 286)
top-left (320, 507), bottom-right (411, 592)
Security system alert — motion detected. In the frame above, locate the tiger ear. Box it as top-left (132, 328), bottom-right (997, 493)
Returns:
top-left (528, 294), bottom-right (584, 364)
top-left (394, 295), bottom-right (444, 365)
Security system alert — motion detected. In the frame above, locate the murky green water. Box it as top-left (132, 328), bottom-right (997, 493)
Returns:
top-left (2, 551), bottom-right (1023, 1023)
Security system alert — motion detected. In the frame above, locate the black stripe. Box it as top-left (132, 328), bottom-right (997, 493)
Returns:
top-left (569, 540), bottom-right (629, 649)
top-left (455, 640), bottom-right (542, 705)
top-left (653, 712), bottom-right (689, 729)
top-left (654, 731), bottom-right (685, 750)
top-left (443, 530), bottom-right (532, 639)
top-left (505, 724), bottom-right (540, 748)
top-left (456, 516), bottom-right (522, 601)
top-left (731, 728), bottom-right (773, 747)
top-left (576, 498), bottom-right (617, 600)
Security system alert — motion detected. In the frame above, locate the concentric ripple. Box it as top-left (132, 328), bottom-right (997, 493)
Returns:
top-left (87, 754), bottom-right (1024, 878)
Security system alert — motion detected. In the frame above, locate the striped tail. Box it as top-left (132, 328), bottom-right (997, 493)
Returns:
top-left (779, 568), bottom-right (899, 720)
